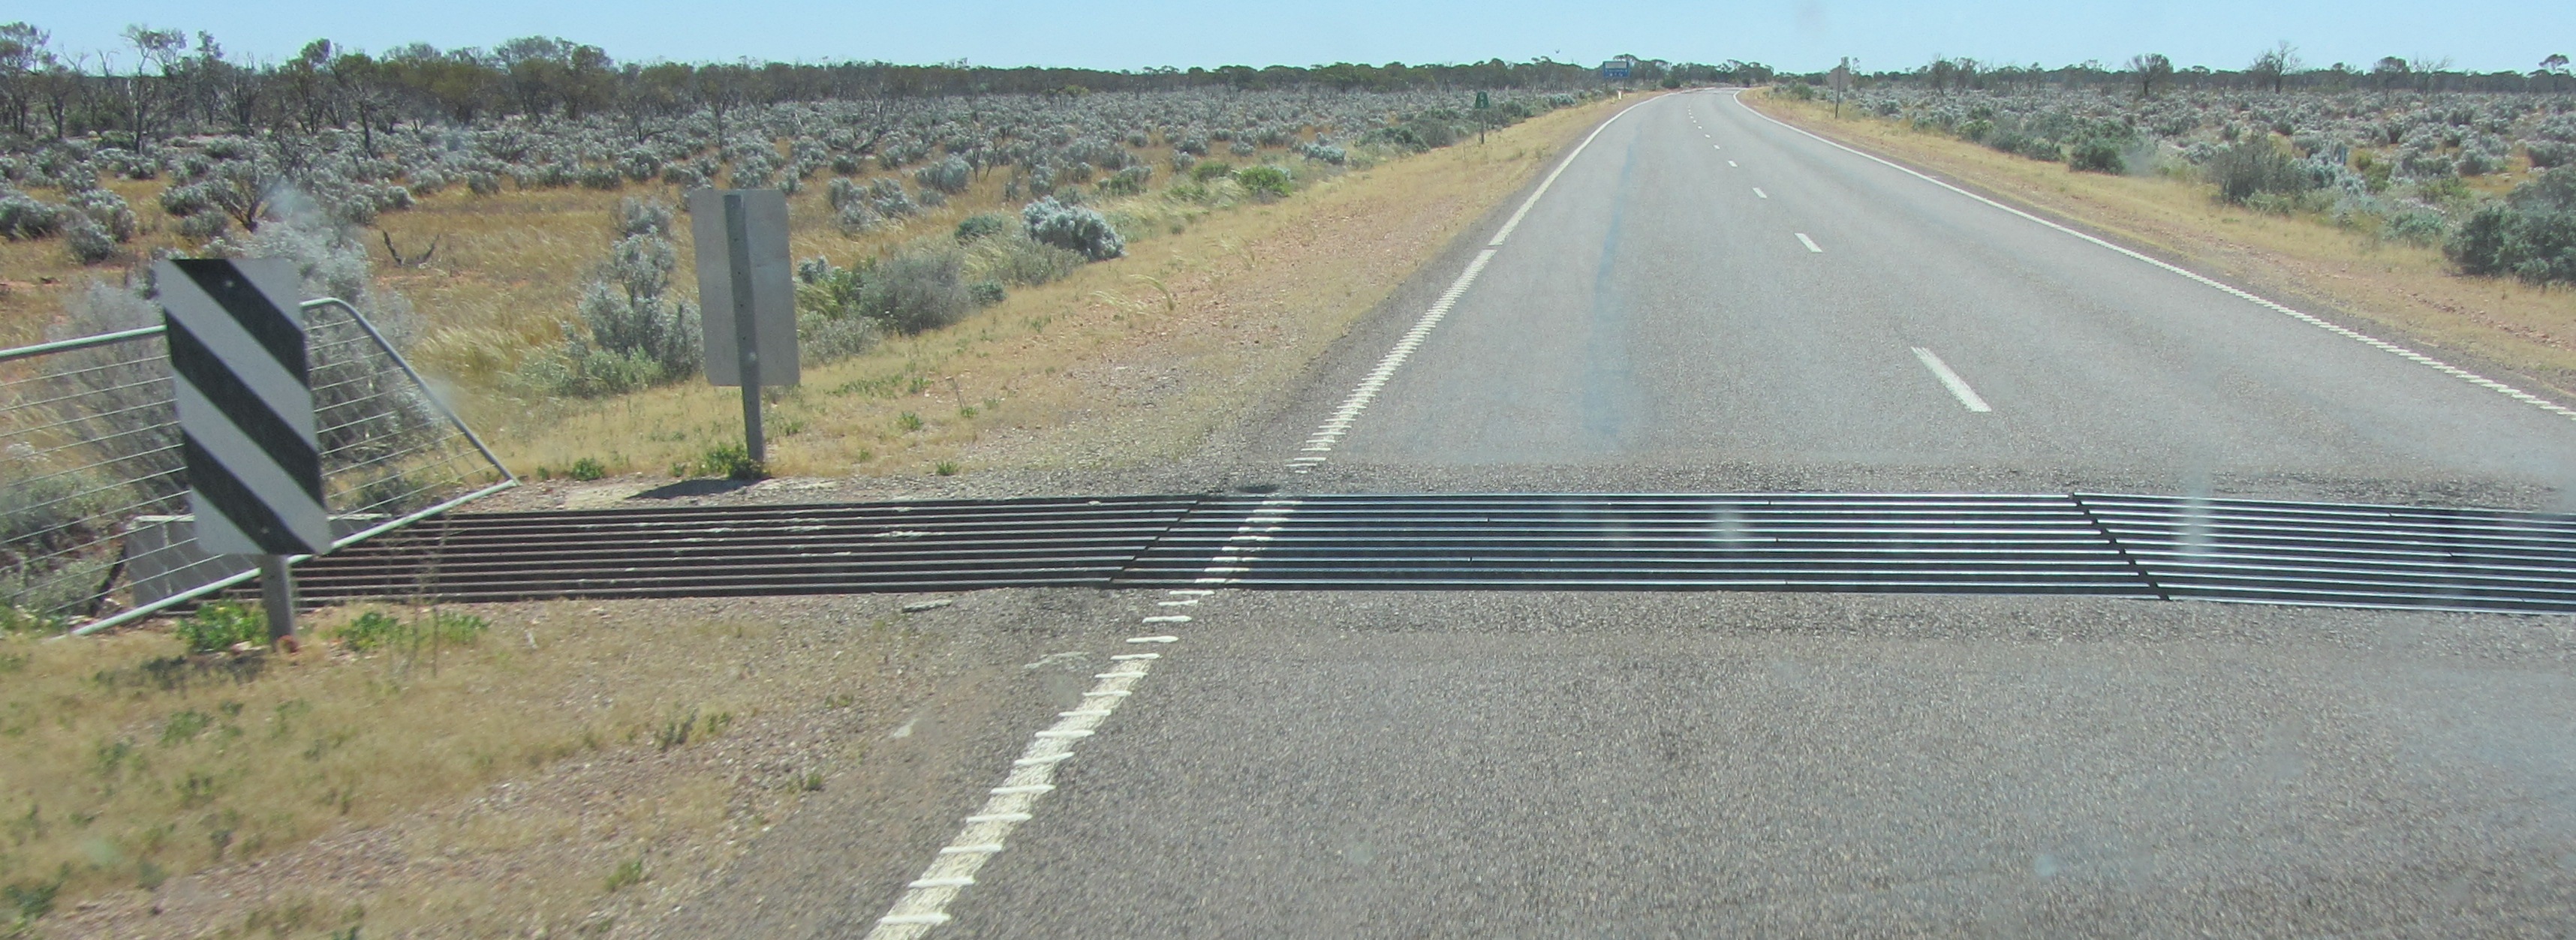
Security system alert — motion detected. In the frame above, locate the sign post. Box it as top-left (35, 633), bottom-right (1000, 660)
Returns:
top-left (157, 257), bottom-right (327, 647)
top-left (1831, 58), bottom-right (1852, 119)
top-left (688, 188), bottom-right (796, 470)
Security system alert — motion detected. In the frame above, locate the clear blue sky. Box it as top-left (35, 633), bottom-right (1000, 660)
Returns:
top-left (19, 0), bottom-right (2568, 75)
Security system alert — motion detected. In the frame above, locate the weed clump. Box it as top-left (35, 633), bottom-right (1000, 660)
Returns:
top-left (697, 443), bottom-right (765, 480)
top-left (330, 609), bottom-right (490, 653)
top-left (175, 602), bottom-right (266, 653)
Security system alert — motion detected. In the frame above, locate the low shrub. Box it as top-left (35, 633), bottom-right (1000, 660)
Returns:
top-left (1022, 197), bottom-right (1124, 260)
top-left (1234, 165), bottom-right (1293, 200)
top-left (953, 212), bottom-right (1010, 243)
top-left (63, 214), bottom-right (117, 264)
top-left (797, 245), bottom-right (976, 335)
top-left (2446, 170), bottom-right (2576, 285)
top-left (0, 188), bottom-right (62, 239)
top-left (916, 155), bottom-right (972, 194)
top-left (2067, 137), bottom-right (2125, 174)
top-left (2205, 140), bottom-right (2308, 205)
top-left (1097, 165), bottom-right (1152, 196)
top-left (968, 231), bottom-right (1085, 286)
top-left (870, 247), bottom-right (975, 332)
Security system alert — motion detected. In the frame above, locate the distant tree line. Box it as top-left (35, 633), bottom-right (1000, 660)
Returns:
top-left (0, 23), bottom-right (1772, 147)
top-left (1789, 47), bottom-right (2574, 97)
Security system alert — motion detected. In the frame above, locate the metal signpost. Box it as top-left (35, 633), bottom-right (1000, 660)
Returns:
top-left (688, 188), bottom-right (797, 467)
top-left (1831, 58), bottom-right (1853, 119)
top-left (158, 257), bottom-right (329, 646)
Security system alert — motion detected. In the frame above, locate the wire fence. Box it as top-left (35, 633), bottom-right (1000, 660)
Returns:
top-left (0, 298), bottom-right (514, 634)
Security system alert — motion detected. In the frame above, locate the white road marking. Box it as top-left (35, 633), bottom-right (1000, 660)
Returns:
top-left (1912, 347), bottom-right (1994, 412)
top-left (1753, 188), bottom-right (1768, 199)
top-left (1290, 249), bottom-right (1496, 470)
top-left (1727, 160), bottom-right (1738, 167)
top-left (1795, 233), bottom-right (1822, 253)
top-left (1727, 90), bottom-right (2576, 425)
top-left (1489, 95), bottom-right (1660, 246)
top-left (866, 496), bottom-right (1299, 938)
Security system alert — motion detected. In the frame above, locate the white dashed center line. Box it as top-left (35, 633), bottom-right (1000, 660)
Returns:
top-left (1795, 233), bottom-right (1822, 253)
top-left (1726, 160), bottom-right (1738, 167)
top-left (1727, 89), bottom-right (2576, 427)
top-left (1911, 347), bottom-right (1994, 413)
top-left (1753, 188), bottom-right (1768, 200)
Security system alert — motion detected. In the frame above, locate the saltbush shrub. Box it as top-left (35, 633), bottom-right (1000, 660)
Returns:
top-left (916, 155), bottom-right (972, 194)
top-left (1022, 197), bottom-right (1123, 260)
top-left (0, 188), bottom-right (62, 239)
top-left (537, 197), bottom-right (701, 395)
top-left (62, 214), bottom-right (116, 264)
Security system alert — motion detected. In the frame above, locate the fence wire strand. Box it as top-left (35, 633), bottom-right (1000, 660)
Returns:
top-left (2, 299), bottom-right (513, 629)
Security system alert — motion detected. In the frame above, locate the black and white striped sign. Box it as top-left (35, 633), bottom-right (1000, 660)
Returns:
top-left (157, 258), bottom-right (329, 555)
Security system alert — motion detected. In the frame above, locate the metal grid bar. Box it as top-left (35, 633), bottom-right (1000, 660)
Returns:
top-left (267, 493), bottom-right (2576, 615)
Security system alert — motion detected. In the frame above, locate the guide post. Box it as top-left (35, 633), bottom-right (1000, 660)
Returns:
top-left (157, 257), bottom-right (327, 646)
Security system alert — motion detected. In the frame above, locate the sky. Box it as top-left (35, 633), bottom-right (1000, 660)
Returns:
top-left (17, 0), bottom-right (2569, 76)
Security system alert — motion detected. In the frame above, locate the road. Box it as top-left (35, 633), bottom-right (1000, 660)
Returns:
top-left (657, 91), bottom-right (2576, 937)
top-left (1302, 90), bottom-right (2576, 506)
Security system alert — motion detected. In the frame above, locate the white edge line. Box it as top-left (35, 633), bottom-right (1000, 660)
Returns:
top-left (1727, 90), bottom-right (2576, 425)
top-left (1488, 94), bottom-right (1662, 247)
top-left (1912, 347), bottom-right (1994, 413)
top-left (1296, 94), bottom-right (1676, 472)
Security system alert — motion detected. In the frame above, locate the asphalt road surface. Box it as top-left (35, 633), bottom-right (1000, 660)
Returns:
top-left (658, 91), bottom-right (2576, 937)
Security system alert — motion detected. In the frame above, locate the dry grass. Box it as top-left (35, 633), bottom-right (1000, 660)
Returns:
top-left (1750, 91), bottom-right (2576, 401)
top-left (0, 600), bottom-right (881, 934)
top-left (467, 97), bottom-right (1625, 478)
top-left (3, 98), bottom-right (1624, 482)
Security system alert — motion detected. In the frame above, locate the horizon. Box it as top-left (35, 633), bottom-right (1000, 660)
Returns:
top-left (16, 1), bottom-right (2569, 77)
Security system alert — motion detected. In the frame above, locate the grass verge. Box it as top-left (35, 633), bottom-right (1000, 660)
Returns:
top-left (472, 95), bottom-right (1630, 479)
top-left (1747, 90), bottom-right (2576, 403)
top-left (0, 599), bottom-right (890, 935)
